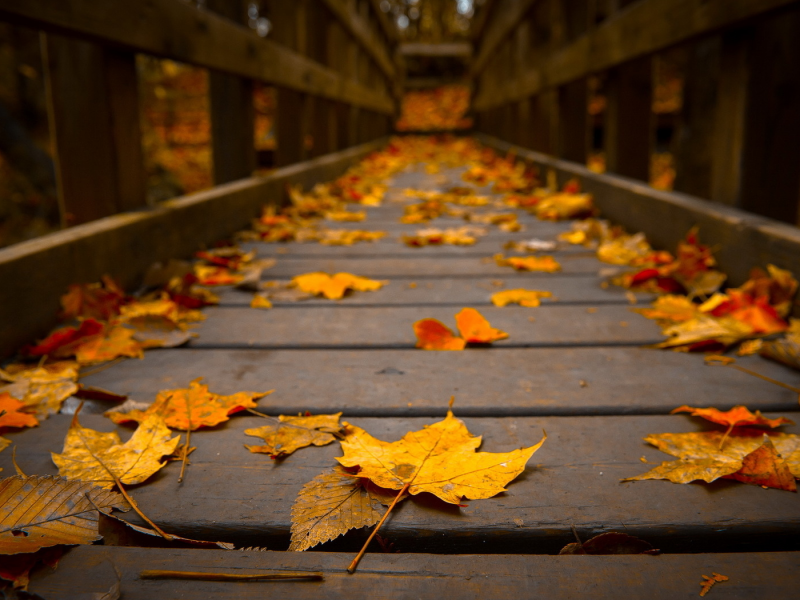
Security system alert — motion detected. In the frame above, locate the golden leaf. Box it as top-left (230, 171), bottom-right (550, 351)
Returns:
top-left (292, 272), bottom-right (386, 300)
top-left (337, 410), bottom-right (545, 504)
top-left (491, 289), bottom-right (552, 308)
top-left (245, 412), bottom-right (343, 458)
top-left (455, 308), bottom-right (509, 344)
top-left (494, 254), bottom-right (561, 272)
top-left (0, 475), bottom-right (129, 554)
top-left (0, 362), bottom-right (79, 420)
top-left (623, 430), bottom-right (800, 486)
top-left (289, 466), bottom-right (398, 551)
top-left (250, 294), bottom-right (273, 309)
top-left (52, 413), bottom-right (180, 489)
top-left (73, 326), bottom-right (144, 365)
top-left (413, 319), bottom-right (466, 351)
top-left (0, 394), bottom-right (38, 430)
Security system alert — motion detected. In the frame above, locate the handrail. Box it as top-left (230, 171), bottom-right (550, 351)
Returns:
top-left (473, 0), bottom-right (799, 111)
top-left (470, 0), bottom-right (536, 77)
top-left (0, 0), bottom-right (394, 114)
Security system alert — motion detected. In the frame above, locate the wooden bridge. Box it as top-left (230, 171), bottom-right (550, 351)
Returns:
top-left (1, 1), bottom-right (800, 597)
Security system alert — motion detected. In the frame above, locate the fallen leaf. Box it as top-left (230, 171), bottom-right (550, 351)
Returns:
top-left (250, 294), bottom-right (273, 309)
top-left (52, 412), bottom-right (180, 490)
top-left (0, 475), bottom-right (129, 554)
top-left (337, 410), bottom-right (545, 504)
top-left (125, 315), bottom-right (195, 349)
top-left (0, 362), bottom-right (79, 420)
top-left (760, 319), bottom-right (800, 371)
top-left (0, 394), bottom-right (38, 430)
top-left (491, 289), bottom-right (552, 307)
top-left (413, 319), bottom-right (466, 351)
top-left (455, 308), bottom-right (509, 344)
top-left (72, 326), bottom-right (144, 365)
top-left (559, 531), bottom-right (659, 555)
top-left (289, 466), bottom-right (399, 551)
top-left (325, 210), bottom-right (366, 222)
top-left (292, 272), bottom-right (387, 300)
top-left (22, 319), bottom-right (104, 358)
top-left (494, 254), bottom-right (561, 272)
top-left (193, 264), bottom-right (244, 286)
top-left (60, 275), bottom-right (127, 321)
top-left (700, 572), bottom-right (729, 597)
top-left (245, 412), bottom-right (343, 458)
top-left (726, 436), bottom-right (797, 491)
top-left (671, 405), bottom-right (794, 430)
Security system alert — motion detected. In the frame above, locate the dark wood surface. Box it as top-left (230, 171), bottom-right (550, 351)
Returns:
top-left (6, 162), bottom-right (800, 596)
top-left (29, 546), bottom-right (800, 599)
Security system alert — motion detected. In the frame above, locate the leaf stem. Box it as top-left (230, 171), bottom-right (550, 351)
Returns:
top-left (113, 475), bottom-right (173, 540)
top-left (178, 428), bottom-right (191, 483)
top-left (718, 424), bottom-right (735, 451)
top-left (347, 482), bottom-right (409, 574)
top-left (140, 570), bottom-right (323, 582)
top-left (730, 365), bottom-right (800, 394)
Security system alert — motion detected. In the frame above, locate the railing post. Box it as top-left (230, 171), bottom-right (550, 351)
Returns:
top-left (207, 0), bottom-right (256, 183)
top-left (41, 34), bottom-right (145, 226)
top-left (556, 79), bottom-right (588, 164)
top-left (604, 55), bottom-right (652, 180)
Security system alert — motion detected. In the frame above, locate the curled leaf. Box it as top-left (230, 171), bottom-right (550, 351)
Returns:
top-left (413, 319), bottom-right (466, 351)
top-left (245, 412), bottom-right (343, 458)
top-left (671, 405), bottom-right (794, 430)
top-left (455, 308), bottom-right (508, 344)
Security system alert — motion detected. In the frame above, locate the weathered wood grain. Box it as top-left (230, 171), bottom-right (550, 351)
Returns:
top-left (6, 414), bottom-right (800, 553)
top-left (79, 348), bottom-right (800, 416)
top-left (0, 139), bottom-right (387, 359)
top-left (28, 546), bottom-right (800, 600)
top-left (261, 256), bottom-right (607, 278)
top-left (188, 305), bottom-right (664, 348)
top-left (214, 275), bottom-right (651, 306)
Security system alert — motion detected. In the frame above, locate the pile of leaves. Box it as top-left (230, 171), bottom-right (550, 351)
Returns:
top-left (395, 85), bottom-right (473, 132)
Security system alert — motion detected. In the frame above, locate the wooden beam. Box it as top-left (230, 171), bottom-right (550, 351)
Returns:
top-left (0, 138), bottom-right (388, 359)
top-left (319, 0), bottom-right (395, 80)
top-left (366, 0), bottom-right (399, 44)
top-left (41, 34), bottom-right (146, 226)
top-left (0, 0), bottom-right (394, 114)
top-left (473, 0), bottom-right (800, 111)
top-left (399, 42), bottom-right (473, 58)
top-left (471, 0), bottom-right (537, 76)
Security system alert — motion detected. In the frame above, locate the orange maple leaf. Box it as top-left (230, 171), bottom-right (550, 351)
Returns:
top-left (0, 393), bottom-right (39, 430)
top-left (494, 254), bottom-right (561, 272)
top-left (671, 405), bottom-right (794, 430)
top-left (60, 275), bottom-right (127, 321)
top-left (725, 436), bottom-right (797, 492)
top-left (413, 319), bottom-right (466, 351)
top-left (455, 308), bottom-right (508, 343)
top-left (23, 319), bottom-right (104, 358)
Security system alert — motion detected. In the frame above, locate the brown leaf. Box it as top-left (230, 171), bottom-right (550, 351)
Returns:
top-left (559, 532), bottom-right (659, 555)
top-left (726, 436), bottom-right (797, 492)
top-left (700, 572), bottom-right (729, 597)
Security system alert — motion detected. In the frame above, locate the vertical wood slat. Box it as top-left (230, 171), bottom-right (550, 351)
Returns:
top-left (42, 33), bottom-right (145, 226)
top-left (556, 78), bottom-right (588, 164)
top-left (207, 0), bottom-right (256, 183)
top-left (604, 55), bottom-right (652, 180)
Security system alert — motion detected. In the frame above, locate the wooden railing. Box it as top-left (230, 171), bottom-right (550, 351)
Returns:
top-left (469, 0), bottom-right (800, 226)
top-left (0, 0), bottom-right (399, 226)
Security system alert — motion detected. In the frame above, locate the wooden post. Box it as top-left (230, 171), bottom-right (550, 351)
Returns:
top-left (272, 0), bottom-right (309, 166)
top-left (556, 78), bottom-right (588, 164)
top-left (738, 9), bottom-right (800, 224)
top-left (207, 0), bottom-right (256, 183)
top-left (529, 92), bottom-right (556, 154)
top-left (42, 34), bottom-right (146, 226)
top-left (673, 38), bottom-right (720, 199)
top-left (604, 55), bottom-right (652, 180)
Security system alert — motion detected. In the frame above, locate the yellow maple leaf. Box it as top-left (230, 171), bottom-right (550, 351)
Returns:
top-left (292, 272), bottom-right (386, 300)
top-left (491, 289), bottom-right (553, 307)
top-left (250, 294), bottom-right (273, 309)
top-left (494, 254), bottom-right (561, 272)
top-left (245, 413), bottom-right (343, 458)
top-left (0, 362), bottom-right (78, 419)
top-left (52, 412), bottom-right (180, 490)
top-left (337, 410), bottom-right (545, 504)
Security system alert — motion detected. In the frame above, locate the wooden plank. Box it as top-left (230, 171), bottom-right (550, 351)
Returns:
top-left (472, 0), bottom-right (800, 111)
top-left (42, 34), bottom-right (146, 225)
top-left (27, 546), bottom-right (800, 599)
top-left (188, 305), bottom-right (664, 348)
top-left (399, 42), bottom-right (473, 57)
top-left (475, 134), bottom-right (800, 289)
top-left (320, 0), bottom-right (396, 79)
top-left (366, 0), bottom-right (399, 44)
top-left (258, 255), bottom-right (607, 278)
top-left (6, 414), bottom-right (800, 552)
top-left (214, 275), bottom-right (652, 306)
top-left (0, 138), bottom-right (388, 359)
top-left (603, 55), bottom-right (652, 180)
top-left (79, 348), bottom-right (800, 416)
top-left (0, 0), bottom-right (394, 114)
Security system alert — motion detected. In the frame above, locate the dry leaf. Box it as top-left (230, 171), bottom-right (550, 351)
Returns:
top-left (491, 289), bottom-right (552, 308)
top-left (245, 412), bottom-right (343, 458)
top-left (559, 531), bottom-right (659, 555)
top-left (494, 254), bottom-right (561, 272)
top-left (455, 308), bottom-right (508, 344)
top-left (250, 294), bottom-right (273, 309)
top-left (671, 405), bottom-right (794, 430)
top-left (725, 436), bottom-right (796, 491)
top-left (292, 272), bottom-right (387, 300)
top-left (0, 394), bottom-right (38, 430)
top-left (193, 265), bottom-right (244, 286)
top-left (72, 326), bottom-right (144, 365)
top-left (700, 572), bottom-right (729, 597)
top-left (760, 319), bottom-right (800, 371)
top-left (52, 413), bottom-right (180, 489)
top-left (0, 362), bottom-right (79, 420)
top-left (337, 410), bottom-right (545, 504)
top-left (0, 546), bottom-right (63, 590)
top-left (413, 319), bottom-right (466, 351)
top-left (60, 275), bottom-right (127, 321)
top-left (289, 466), bottom-right (399, 551)
top-left (22, 319), bottom-right (105, 358)
top-left (0, 475), bottom-right (129, 554)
